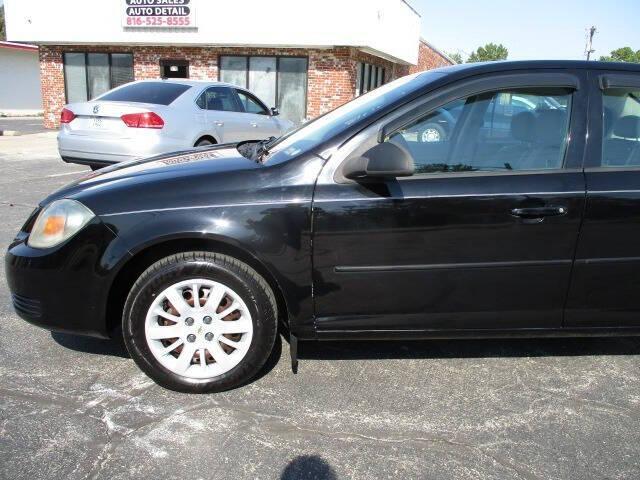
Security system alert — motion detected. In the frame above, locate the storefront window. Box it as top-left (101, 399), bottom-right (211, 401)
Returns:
top-left (63, 52), bottom-right (134, 103)
top-left (220, 55), bottom-right (308, 125)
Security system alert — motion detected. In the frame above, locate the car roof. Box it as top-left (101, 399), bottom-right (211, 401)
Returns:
top-left (426, 59), bottom-right (640, 76)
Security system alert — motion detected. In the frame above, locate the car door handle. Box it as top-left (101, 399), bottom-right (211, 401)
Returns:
top-left (511, 206), bottom-right (567, 219)
top-left (214, 121), bottom-right (224, 127)
top-left (250, 122), bottom-right (258, 128)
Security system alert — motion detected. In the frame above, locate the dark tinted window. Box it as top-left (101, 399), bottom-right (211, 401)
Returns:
top-left (602, 88), bottom-right (640, 167)
top-left (196, 87), bottom-right (239, 111)
top-left (99, 82), bottom-right (191, 105)
top-left (388, 88), bottom-right (572, 174)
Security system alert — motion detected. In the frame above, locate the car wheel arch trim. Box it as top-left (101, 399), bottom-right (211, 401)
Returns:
top-left (104, 232), bottom-right (291, 335)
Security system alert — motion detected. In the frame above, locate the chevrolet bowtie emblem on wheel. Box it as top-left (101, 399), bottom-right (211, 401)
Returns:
top-left (93, 105), bottom-right (100, 114)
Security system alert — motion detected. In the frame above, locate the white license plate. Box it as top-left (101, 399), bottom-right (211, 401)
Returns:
top-left (91, 117), bottom-right (105, 129)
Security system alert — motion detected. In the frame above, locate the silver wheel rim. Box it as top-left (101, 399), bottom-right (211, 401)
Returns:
top-left (145, 279), bottom-right (253, 379)
top-left (421, 128), bottom-right (442, 143)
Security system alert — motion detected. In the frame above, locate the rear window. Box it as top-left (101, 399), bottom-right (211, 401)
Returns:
top-left (98, 82), bottom-right (191, 105)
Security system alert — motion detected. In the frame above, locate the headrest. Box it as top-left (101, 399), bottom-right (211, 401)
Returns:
top-left (510, 111), bottom-right (536, 142)
top-left (535, 109), bottom-right (567, 146)
top-left (613, 115), bottom-right (640, 139)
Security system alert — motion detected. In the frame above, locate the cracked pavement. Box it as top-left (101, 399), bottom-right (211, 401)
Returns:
top-left (1, 133), bottom-right (640, 479)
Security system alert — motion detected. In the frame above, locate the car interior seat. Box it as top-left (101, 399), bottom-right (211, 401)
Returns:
top-left (604, 115), bottom-right (640, 166)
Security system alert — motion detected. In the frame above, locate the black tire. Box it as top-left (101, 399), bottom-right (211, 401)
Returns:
top-left (195, 138), bottom-right (215, 147)
top-left (122, 251), bottom-right (277, 393)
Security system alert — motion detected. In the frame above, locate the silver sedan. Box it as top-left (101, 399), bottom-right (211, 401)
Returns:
top-left (57, 80), bottom-right (294, 169)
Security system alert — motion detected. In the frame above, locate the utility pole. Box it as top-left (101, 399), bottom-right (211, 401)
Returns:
top-left (585, 26), bottom-right (597, 60)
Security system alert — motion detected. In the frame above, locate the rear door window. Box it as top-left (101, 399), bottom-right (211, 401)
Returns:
top-left (98, 82), bottom-right (191, 105)
top-left (235, 90), bottom-right (269, 115)
top-left (196, 87), bottom-right (240, 111)
top-left (601, 88), bottom-right (640, 167)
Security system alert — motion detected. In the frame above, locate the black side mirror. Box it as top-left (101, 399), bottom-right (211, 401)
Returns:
top-left (343, 142), bottom-right (414, 180)
top-left (271, 107), bottom-right (280, 116)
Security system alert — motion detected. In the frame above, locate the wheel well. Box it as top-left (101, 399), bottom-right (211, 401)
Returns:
top-left (194, 135), bottom-right (217, 147)
top-left (105, 238), bottom-right (289, 336)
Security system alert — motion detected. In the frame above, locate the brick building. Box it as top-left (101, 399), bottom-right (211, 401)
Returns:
top-left (5, 0), bottom-right (453, 129)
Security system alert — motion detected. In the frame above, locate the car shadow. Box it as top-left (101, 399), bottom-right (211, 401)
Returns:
top-left (51, 331), bottom-right (130, 358)
top-left (296, 335), bottom-right (640, 361)
top-left (50, 329), bottom-right (284, 385)
top-left (51, 331), bottom-right (640, 375)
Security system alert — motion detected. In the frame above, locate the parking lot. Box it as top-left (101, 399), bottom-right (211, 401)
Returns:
top-left (0, 132), bottom-right (639, 480)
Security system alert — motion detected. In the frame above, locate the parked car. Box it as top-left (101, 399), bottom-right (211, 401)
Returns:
top-left (57, 79), bottom-right (294, 169)
top-left (8, 60), bottom-right (640, 393)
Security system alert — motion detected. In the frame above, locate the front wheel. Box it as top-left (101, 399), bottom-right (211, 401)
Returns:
top-left (122, 252), bottom-right (277, 393)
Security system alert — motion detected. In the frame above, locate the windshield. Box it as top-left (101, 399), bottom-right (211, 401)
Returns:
top-left (264, 71), bottom-right (445, 162)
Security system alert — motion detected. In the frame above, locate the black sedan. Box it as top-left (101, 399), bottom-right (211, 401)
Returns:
top-left (7, 60), bottom-right (640, 393)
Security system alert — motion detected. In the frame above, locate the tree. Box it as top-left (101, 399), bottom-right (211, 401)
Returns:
top-left (599, 47), bottom-right (640, 63)
top-left (448, 52), bottom-right (464, 64)
top-left (467, 43), bottom-right (508, 63)
top-left (0, 5), bottom-right (6, 42)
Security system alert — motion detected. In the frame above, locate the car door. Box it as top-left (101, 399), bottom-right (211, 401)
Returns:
top-left (312, 71), bottom-right (588, 334)
top-left (234, 89), bottom-right (281, 139)
top-left (565, 70), bottom-right (640, 327)
top-left (195, 86), bottom-right (247, 143)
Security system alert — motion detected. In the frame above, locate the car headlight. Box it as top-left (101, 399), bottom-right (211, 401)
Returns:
top-left (28, 199), bottom-right (95, 249)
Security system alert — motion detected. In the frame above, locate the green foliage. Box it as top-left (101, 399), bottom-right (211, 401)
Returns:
top-left (599, 47), bottom-right (640, 63)
top-left (467, 43), bottom-right (509, 63)
top-left (0, 6), bottom-right (5, 42)
top-left (448, 52), bottom-right (464, 64)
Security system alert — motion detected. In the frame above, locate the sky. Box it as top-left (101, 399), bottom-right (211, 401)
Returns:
top-left (411, 0), bottom-right (640, 61)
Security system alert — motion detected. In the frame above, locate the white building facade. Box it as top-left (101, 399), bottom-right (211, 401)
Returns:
top-left (4, 0), bottom-right (452, 127)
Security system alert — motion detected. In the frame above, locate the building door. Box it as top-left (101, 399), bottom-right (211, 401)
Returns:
top-left (160, 59), bottom-right (189, 79)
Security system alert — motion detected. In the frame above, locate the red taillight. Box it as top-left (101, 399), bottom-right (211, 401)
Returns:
top-left (60, 108), bottom-right (76, 124)
top-left (120, 112), bottom-right (164, 129)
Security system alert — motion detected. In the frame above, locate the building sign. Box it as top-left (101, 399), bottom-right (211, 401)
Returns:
top-left (123, 0), bottom-right (196, 28)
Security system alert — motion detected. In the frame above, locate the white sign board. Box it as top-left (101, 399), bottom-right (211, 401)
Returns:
top-left (122, 0), bottom-right (196, 28)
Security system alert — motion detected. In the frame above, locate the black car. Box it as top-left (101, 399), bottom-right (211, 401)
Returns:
top-left (7, 60), bottom-right (640, 393)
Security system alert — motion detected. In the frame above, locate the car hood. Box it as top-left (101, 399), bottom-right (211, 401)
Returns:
top-left (42, 145), bottom-right (262, 210)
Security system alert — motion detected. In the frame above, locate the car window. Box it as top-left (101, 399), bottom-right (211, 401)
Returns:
top-left (98, 82), bottom-right (191, 105)
top-left (387, 87), bottom-right (573, 174)
top-left (601, 88), bottom-right (640, 167)
top-left (196, 87), bottom-right (239, 112)
top-left (236, 90), bottom-right (269, 115)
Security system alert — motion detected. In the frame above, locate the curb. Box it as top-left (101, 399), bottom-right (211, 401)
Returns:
top-left (0, 130), bottom-right (21, 136)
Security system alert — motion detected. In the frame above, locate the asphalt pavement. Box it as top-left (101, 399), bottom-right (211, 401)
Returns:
top-left (0, 133), bottom-right (639, 479)
top-left (0, 116), bottom-right (47, 135)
